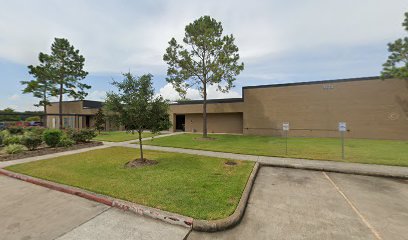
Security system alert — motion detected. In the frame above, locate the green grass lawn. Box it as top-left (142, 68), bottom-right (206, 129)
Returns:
top-left (6, 147), bottom-right (254, 220)
top-left (93, 131), bottom-right (157, 142)
top-left (144, 134), bottom-right (408, 167)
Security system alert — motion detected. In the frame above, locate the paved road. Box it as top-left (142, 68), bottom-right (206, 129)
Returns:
top-left (189, 167), bottom-right (408, 240)
top-left (2, 155), bottom-right (408, 240)
top-left (0, 175), bottom-right (190, 240)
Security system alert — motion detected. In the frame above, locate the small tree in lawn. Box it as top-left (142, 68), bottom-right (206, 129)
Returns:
top-left (94, 108), bottom-right (105, 134)
top-left (163, 15), bottom-right (244, 138)
top-left (381, 11), bottom-right (408, 80)
top-left (104, 73), bottom-right (171, 162)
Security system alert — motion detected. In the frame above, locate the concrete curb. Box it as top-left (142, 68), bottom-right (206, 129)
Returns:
top-left (192, 162), bottom-right (260, 232)
top-left (0, 162), bottom-right (260, 233)
top-left (0, 169), bottom-right (193, 229)
top-left (259, 162), bottom-right (408, 179)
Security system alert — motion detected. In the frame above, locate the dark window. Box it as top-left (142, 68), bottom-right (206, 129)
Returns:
top-left (86, 116), bottom-right (90, 128)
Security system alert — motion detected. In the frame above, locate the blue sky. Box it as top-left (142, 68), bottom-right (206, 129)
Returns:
top-left (0, 0), bottom-right (407, 111)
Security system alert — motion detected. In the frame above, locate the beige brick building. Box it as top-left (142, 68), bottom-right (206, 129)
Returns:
top-left (49, 77), bottom-right (408, 140)
top-left (169, 77), bottom-right (408, 140)
top-left (46, 100), bottom-right (120, 131)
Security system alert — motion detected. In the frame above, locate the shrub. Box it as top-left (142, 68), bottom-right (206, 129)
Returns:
top-left (26, 127), bottom-right (46, 136)
top-left (1, 130), bottom-right (10, 138)
top-left (64, 128), bottom-right (74, 138)
top-left (0, 130), bottom-right (9, 146)
top-left (5, 144), bottom-right (25, 154)
top-left (71, 129), bottom-right (97, 143)
top-left (57, 135), bottom-right (75, 148)
top-left (20, 132), bottom-right (43, 150)
top-left (3, 135), bottom-right (22, 145)
top-left (43, 129), bottom-right (63, 147)
top-left (7, 126), bottom-right (24, 135)
top-left (0, 131), bottom-right (6, 146)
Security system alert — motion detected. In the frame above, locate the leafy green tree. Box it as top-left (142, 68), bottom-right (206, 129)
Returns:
top-left (47, 38), bottom-right (90, 129)
top-left (175, 98), bottom-right (192, 103)
top-left (163, 16), bottom-right (244, 138)
top-left (381, 12), bottom-right (408, 79)
top-left (25, 116), bottom-right (41, 122)
top-left (0, 108), bottom-right (20, 121)
top-left (94, 108), bottom-right (105, 134)
top-left (104, 73), bottom-right (171, 161)
top-left (21, 52), bottom-right (57, 124)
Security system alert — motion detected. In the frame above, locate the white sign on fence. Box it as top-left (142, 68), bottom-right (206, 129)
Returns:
top-left (283, 122), bottom-right (290, 131)
top-left (338, 122), bottom-right (347, 132)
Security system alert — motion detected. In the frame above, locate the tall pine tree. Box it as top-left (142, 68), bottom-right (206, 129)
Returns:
top-left (163, 16), bottom-right (244, 138)
top-left (21, 52), bottom-right (56, 126)
top-left (381, 12), bottom-right (408, 79)
top-left (48, 38), bottom-right (89, 129)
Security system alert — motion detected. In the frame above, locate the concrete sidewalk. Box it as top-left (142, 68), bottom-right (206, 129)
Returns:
top-left (0, 144), bottom-right (109, 169)
top-left (3, 133), bottom-right (406, 179)
top-left (113, 142), bottom-right (408, 178)
top-left (5, 131), bottom-right (405, 179)
top-left (104, 131), bottom-right (184, 145)
top-left (0, 132), bottom-right (181, 169)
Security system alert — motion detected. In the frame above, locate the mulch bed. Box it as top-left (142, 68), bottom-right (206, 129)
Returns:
top-left (0, 141), bottom-right (103, 161)
top-left (225, 161), bottom-right (237, 166)
top-left (125, 159), bottom-right (158, 168)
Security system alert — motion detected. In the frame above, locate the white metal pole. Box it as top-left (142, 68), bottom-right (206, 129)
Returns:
top-left (285, 130), bottom-right (288, 155)
top-left (341, 131), bottom-right (345, 160)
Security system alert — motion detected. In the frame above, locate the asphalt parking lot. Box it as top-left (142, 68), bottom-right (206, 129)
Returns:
top-left (189, 167), bottom-right (408, 240)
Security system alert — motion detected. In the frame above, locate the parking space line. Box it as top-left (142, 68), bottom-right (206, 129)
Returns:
top-left (322, 172), bottom-right (382, 240)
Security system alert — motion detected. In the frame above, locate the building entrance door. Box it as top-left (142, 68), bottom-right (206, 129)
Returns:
top-left (175, 115), bottom-right (185, 131)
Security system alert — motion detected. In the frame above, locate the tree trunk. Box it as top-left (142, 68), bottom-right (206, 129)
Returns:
top-left (43, 99), bottom-right (47, 128)
top-left (138, 130), bottom-right (144, 162)
top-left (202, 82), bottom-right (208, 138)
top-left (58, 83), bottom-right (63, 129)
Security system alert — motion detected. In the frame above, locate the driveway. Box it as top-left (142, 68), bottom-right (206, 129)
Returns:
top-left (189, 167), bottom-right (408, 240)
top-left (0, 175), bottom-right (190, 240)
top-left (2, 166), bottom-right (408, 240)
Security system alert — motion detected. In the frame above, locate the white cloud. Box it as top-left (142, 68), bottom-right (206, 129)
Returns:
top-left (0, 0), bottom-right (406, 74)
top-left (8, 94), bottom-right (20, 100)
top-left (157, 83), bottom-right (241, 101)
top-left (1, 0), bottom-right (408, 111)
top-left (86, 90), bottom-right (106, 102)
top-left (0, 96), bottom-right (40, 112)
top-left (47, 90), bottom-right (106, 102)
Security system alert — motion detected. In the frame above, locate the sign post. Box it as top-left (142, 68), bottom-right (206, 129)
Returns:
top-left (283, 122), bottom-right (289, 155)
top-left (338, 122), bottom-right (347, 160)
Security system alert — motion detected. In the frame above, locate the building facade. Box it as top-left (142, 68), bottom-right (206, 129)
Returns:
top-left (48, 77), bottom-right (408, 140)
top-left (46, 100), bottom-right (120, 131)
top-left (169, 77), bottom-right (408, 140)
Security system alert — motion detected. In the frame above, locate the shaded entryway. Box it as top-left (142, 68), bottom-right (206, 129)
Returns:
top-left (175, 114), bottom-right (185, 131)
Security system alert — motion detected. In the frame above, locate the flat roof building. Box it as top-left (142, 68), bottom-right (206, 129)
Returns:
top-left (47, 77), bottom-right (408, 140)
top-left (169, 77), bottom-right (408, 140)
